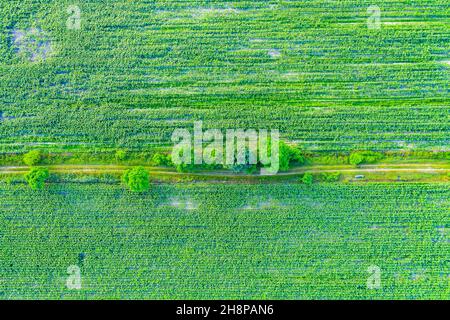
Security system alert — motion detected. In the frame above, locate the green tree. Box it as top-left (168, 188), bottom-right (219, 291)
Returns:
top-left (25, 167), bottom-right (49, 190)
top-left (122, 166), bottom-right (150, 192)
top-left (288, 146), bottom-right (305, 165)
top-left (115, 149), bottom-right (127, 162)
top-left (349, 152), bottom-right (365, 166)
top-left (23, 150), bottom-right (42, 166)
top-left (301, 173), bottom-right (314, 185)
top-left (349, 151), bottom-right (384, 166)
top-left (279, 141), bottom-right (291, 171)
top-left (321, 172), bottom-right (341, 182)
top-left (279, 141), bottom-right (305, 171)
top-left (151, 153), bottom-right (172, 166)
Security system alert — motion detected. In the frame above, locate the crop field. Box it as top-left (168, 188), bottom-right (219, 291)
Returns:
top-left (0, 0), bottom-right (449, 303)
top-left (0, 0), bottom-right (449, 152)
top-left (1, 182), bottom-right (448, 299)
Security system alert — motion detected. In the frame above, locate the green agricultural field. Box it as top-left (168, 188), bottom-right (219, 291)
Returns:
top-left (1, 183), bottom-right (448, 299)
top-left (0, 0), bottom-right (448, 152)
top-left (0, 0), bottom-right (449, 303)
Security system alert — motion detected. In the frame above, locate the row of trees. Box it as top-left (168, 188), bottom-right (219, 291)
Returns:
top-left (17, 148), bottom-right (382, 191)
top-left (22, 165), bottom-right (151, 192)
top-left (21, 166), bottom-right (344, 191)
top-left (300, 172), bottom-right (342, 185)
top-left (20, 150), bottom-right (151, 192)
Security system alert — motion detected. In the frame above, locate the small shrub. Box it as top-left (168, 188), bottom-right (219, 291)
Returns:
top-left (115, 149), bottom-right (127, 162)
top-left (289, 146), bottom-right (306, 166)
top-left (122, 166), bottom-right (150, 192)
top-left (151, 153), bottom-right (172, 166)
top-left (321, 172), bottom-right (341, 182)
top-left (25, 167), bottom-right (49, 190)
top-left (175, 163), bottom-right (195, 173)
top-left (279, 141), bottom-right (305, 171)
top-left (349, 152), bottom-right (365, 166)
top-left (301, 173), bottom-right (314, 185)
top-left (349, 151), bottom-right (383, 166)
top-left (23, 150), bottom-right (42, 166)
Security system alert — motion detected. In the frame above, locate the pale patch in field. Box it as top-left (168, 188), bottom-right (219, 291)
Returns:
top-left (436, 226), bottom-right (448, 235)
top-left (439, 60), bottom-right (450, 67)
top-left (337, 21), bottom-right (427, 27)
top-left (191, 7), bottom-right (240, 18)
top-left (127, 108), bottom-right (151, 113)
top-left (436, 226), bottom-right (449, 243)
top-left (307, 107), bottom-right (335, 114)
top-left (243, 198), bottom-right (287, 210)
top-left (268, 49), bottom-right (281, 58)
top-left (396, 141), bottom-right (416, 150)
top-left (281, 72), bottom-right (300, 77)
top-left (154, 87), bottom-right (198, 95)
top-left (12, 29), bottom-right (24, 42)
top-left (257, 199), bottom-right (277, 209)
top-left (347, 62), bottom-right (416, 67)
top-left (411, 269), bottom-right (428, 281)
top-left (383, 21), bottom-right (426, 26)
top-left (170, 198), bottom-right (198, 210)
top-left (280, 72), bottom-right (307, 80)
top-left (12, 28), bottom-right (53, 62)
top-left (249, 38), bottom-right (265, 43)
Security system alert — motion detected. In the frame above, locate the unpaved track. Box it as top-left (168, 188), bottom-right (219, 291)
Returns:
top-left (0, 163), bottom-right (448, 176)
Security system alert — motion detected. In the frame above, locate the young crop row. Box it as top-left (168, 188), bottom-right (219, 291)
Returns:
top-left (0, 1), bottom-right (448, 153)
top-left (1, 182), bottom-right (448, 299)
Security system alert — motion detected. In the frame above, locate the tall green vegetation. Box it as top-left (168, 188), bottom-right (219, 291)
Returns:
top-left (301, 172), bottom-right (314, 185)
top-left (279, 141), bottom-right (305, 171)
top-left (151, 153), bottom-right (172, 166)
top-left (171, 140), bottom-right (305, 173)
top-left (122, 166), bottom-right (150, 192)
top-left (115, 149), bottom-right (127, 162)
top-left (24, 167), bottom-right (49, 190)
top-left (349, 151), bottom-right (384, 166)
top-left (321, 172), bottom-right (341, 182)
top-left (23, 150), bottom-right (42, 166)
